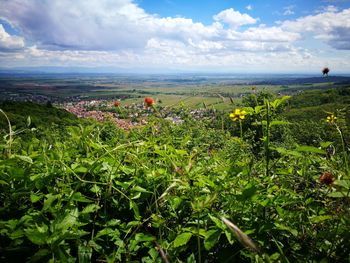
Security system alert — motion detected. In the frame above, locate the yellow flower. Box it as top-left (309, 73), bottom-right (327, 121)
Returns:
top-left (326, 114), bottom-right (337, 124)
top-left (229, 108), bottom-right (247, 122)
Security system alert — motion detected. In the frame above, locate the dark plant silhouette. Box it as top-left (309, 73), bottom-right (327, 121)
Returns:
top-left (322, 67), bottom-right (330, 76)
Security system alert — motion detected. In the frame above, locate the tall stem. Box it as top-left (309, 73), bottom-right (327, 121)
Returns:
top-left (335, 124), bottom-right (349, 175)
top-left (265, 101), bottom-right (270, 178)
top-left (239, 120), bottom-right (243, 140)
top-left (197, 213), bottom-right (202, 263)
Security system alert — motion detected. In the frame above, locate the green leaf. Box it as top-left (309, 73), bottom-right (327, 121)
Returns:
top-left (274, 223), bottom-right (298, 237)
top-left (204, 229), bottom-right (221, 250)
top-left (335, 180), bottom-right (350, 190)
top-left (296, 146), bottom-right (325, 154)
top-left (74, 166), bottom-right (88, 173)
top-left (25, 225), bottom-right (49, 245)
top-left (131, 192), bottom-right (141, 200)
top-left (328, 191), bottom-right (347, 198)
top-left (90, 184), bottom-right (101, 194)
top-left (129, 201), bottom-right (140, 220)
top-left (273, 147), bottom-right (302, 157)
top-left (186, 253), bottom-right (196, 263)
top-left (27, 116), bottom-right (31, 127)
top-left (43, 194), bottom-right (59, 211)
top-left (242, 106), bottom-right (254, 115)
top-left (54, 208), bottom-right (79, 231)
top-left (148, 248), bottom-right (158, 260)
top-left (320, 141), bottom-right (333, 148)
top-left (208, 214), bottom-right (225, 230)
top-left (106, 219), bottom-right (121, 226)
top-left (14, 155), bottom-right (33, 164)
top-left (254, 105), bottom-right (265, 114)
top-left (0, 180), bottom-right (9, 185)
top-left (81, 204), bottom-right (100, 214)
top-left (135, 233), bottom-right (156, 242)
top-left (173, 232), bottom-right (192, 248)
top-left (71, 192), bottom-right (93, 203)
top-left (89, 142), bottom-right (104, 150)
top-left (96, 228), bottom-right (115, 238)
top-left (310, 215), bottom-right (332, 223)
top-left (9, 229), bottom-right (25, 239)
top-left (241, 184), bottom-right (257, 200)
top-left (269, 120), bottom-right (291, 127)
top-left (132, 185), bottom-right (151, 193)
top-left (30, 194), bottom-right (42, 203)
top-left (28, 249), bottom-right (50, 263)
top-left (78, 244), bottom-right (92, 263)
top-left (270, 96), bottom-right (291, 109)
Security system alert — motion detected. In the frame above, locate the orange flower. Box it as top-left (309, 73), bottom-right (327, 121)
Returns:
top-left (114, 101), bottom-right (121, 107)
top-left (320, 172), bottom-right (335, 185)
top-left (144, 97), bottom-right (155, 107)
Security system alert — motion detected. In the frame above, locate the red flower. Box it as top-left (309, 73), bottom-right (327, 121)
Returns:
top-left (320, 172), bottom-right (335, 185)
top-left (144, 97), bottom-right (155, 107)
top-left (114, 101), bottom-right (121, 107)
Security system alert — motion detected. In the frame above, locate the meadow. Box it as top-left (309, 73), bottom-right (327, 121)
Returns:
top-left (0, 76), bottom-right (350, 262)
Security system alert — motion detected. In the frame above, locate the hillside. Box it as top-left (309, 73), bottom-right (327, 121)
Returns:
top-left (0, 89), bottom-right (349, 262)
top-left (0, 101), bottom-right (79, 129)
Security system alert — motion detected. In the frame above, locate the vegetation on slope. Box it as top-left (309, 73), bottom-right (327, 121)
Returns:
top-left (0, 89), bottom-right (349, 262)
top-left (0, 101), bottom-right (79, 129)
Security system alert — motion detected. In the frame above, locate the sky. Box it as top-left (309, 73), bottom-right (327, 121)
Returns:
top-left (0, 0), bottom-right (350, 73)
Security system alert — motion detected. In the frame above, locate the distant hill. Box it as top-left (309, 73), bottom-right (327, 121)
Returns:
top-left (252, 76), bottom-right (350, 85)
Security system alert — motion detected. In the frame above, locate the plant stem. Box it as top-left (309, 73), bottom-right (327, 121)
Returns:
top-left (197, 213), bottom-right (202, 263)
top-left (335, 124), bottom-right (349, 175)
top-left (239, 120), bottom-right (243, 140)
top-left (265, 100), bottom-right (270, 178)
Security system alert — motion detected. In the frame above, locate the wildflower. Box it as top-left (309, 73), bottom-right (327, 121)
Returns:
top-left (144, 97), bottom-right (155, 107)
top-left (229, 108), bottom-right (247, 122)
top-left (326, 114), bottom-right (337, 124)
top-left (320, 172), bottom-right (335, 185)
top-left (322, 67), bottom-right (330, 76)
top-left (114, 101), bottom-right (121, 107)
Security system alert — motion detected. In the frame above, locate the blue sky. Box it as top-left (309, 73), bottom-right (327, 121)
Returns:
top-left (137, 0), bottom-right (311, 25)
top-left (0, 0), bottom-right (350, 73)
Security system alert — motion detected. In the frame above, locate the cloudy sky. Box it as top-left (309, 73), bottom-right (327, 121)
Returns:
top-left (1, 0), bottom-right (350, 73)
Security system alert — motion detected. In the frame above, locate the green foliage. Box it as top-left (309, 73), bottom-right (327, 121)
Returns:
top-left (0, 101), bottom-right (78, 129)
top-left (0, 98), bottom-right (349, 263)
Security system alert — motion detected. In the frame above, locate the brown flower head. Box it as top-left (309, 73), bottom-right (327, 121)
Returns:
top-left (320, 172), bottom-right (335, 185)
top-left (114, 101), bottom-right (121, 107)
top-left (322, 67), bottom-right (330, 76)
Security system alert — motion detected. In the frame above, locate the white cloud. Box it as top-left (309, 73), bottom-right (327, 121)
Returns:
top-left (283, 5), bottom-right (295, 16)
top-left (0, 24), bottom-right (25, 51)
top-left (213, 8), bottom-right (257, 29)
top-left (316, 5), bottom-right (339, 13)
top-left (0, 0), bottom-right (349, 72)
top-left (0, 0), bottom-right (222, 51)
top-left (2, 42), bottom-right (349, 73)
top-left (227, 26), bottom-right (300, 42)
top-left (246, 5), bottom-right (253, 11)
top-left (282, 8), bottom-right (350, 50)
